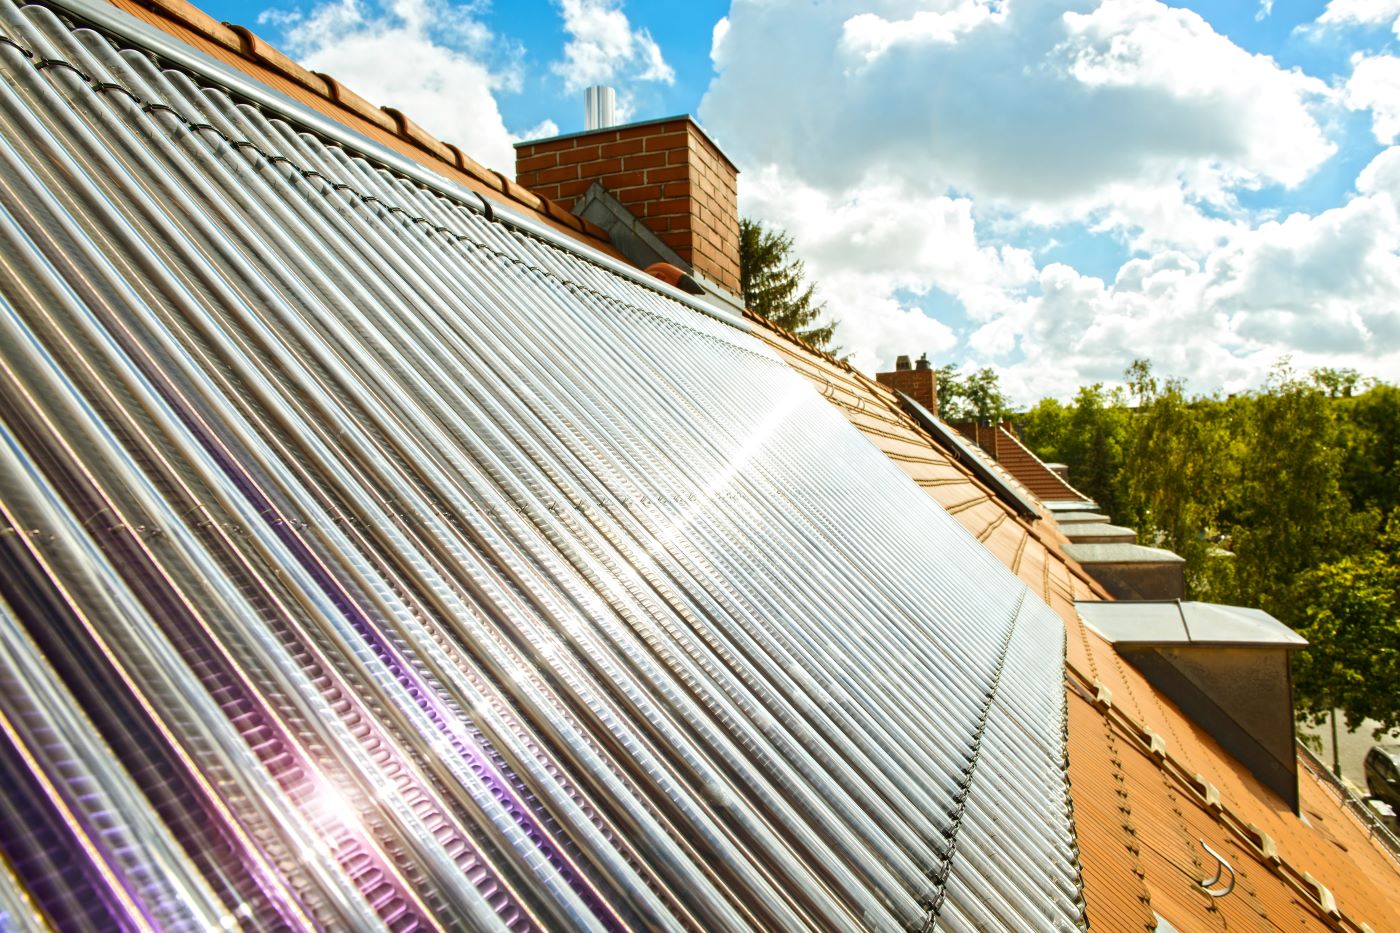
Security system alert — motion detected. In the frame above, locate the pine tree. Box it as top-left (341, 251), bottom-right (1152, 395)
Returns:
top-left (738, 217), bottom-right (837, 350)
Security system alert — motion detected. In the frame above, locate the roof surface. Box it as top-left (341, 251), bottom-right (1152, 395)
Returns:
top-left (1, 0), bottom-right (1397, 929)
top-left (1064, 542), bottom-right (1188, 565)
top-left (750, 333), bottom-right (1400, 930)
top-left (984, 424), bottom-right (1095, 506)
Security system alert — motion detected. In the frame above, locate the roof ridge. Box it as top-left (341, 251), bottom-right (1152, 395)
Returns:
top-left (119, 0), bottom-right (612, 245)
top-left (994, 425), bottom-right (1094, 503)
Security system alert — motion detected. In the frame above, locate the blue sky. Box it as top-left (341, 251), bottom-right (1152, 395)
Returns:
top-left (199, 0), bottom-right (1400, 401)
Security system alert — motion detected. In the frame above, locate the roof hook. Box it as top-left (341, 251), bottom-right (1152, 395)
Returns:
top-left (1198, 839), bottom-right (1236, 898)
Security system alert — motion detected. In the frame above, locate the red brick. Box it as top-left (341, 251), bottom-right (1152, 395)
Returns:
top-left (579, 157), bottom-right (622, 176)
top-left (646, 165), bottom-right (687, 183)
top-left (622, 152), bottom-right (668, 170)
top-left (532, 164), bottom-right (578, 184)
top-left (558, 144), bottom-right (601, 165)
top-left (598, 170), bottom-right (646, 189)
top-left (644, 132), bottom-right (689, 152)
top-left (521, 137), bottom-right (581, 155)
top-left (553, 179), bottom-right (593, 200)
top-left (613, 124), bottom-right (659, 141)
top-left (615, 183), bottom-right (662, 201)
top-left (601, 138), bottom-right (645, 158)
top-left (645, 197), bottom-right (689, 217)
top-left (515, 152), bottom-right (559, 174)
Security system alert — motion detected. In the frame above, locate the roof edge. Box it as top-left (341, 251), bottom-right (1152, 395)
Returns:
top-left (65, 0), bottom-right (750, 333)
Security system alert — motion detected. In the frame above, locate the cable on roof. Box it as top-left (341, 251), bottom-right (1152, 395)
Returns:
top-left (32, 55), bottom-right (87, 79)
top-left (0, 33), bottom-right (32, 55)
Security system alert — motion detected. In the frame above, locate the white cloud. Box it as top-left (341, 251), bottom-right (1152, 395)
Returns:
top-left (1316, 0), bottom-right (1400, 32)
top-left (710, 16), bottom-right (729, 63)
top-left (1345, 53), bottom-right (1400, 142)
top-left (274, 0), bottom-right (519, 172)
top-left (739, 165), bottom-right (1034, 373)
top-left (702, 0), bottom-right (1334, 210)
top-left (1008, 167), bottom-right (1400, 398)
top-left (551, 0), bottom-right (674, 93)
top-left (699, 0), bottom-right (1399, 402)
top-left (840, 2), bottom-right (1008, 62)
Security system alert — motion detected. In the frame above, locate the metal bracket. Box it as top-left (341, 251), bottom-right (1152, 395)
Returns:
top-left (1198, 839), bottom-right (1236, 898)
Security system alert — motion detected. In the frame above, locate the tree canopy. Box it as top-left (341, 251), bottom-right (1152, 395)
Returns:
top-left (1016, 359), bottom-right (1398, 727)
top-left (1291, 512), bottom-right (1400, 734)
top-left (738, 217), bottom-right (837, 350)
top-left (935, 365), bottom-right (1012, 423)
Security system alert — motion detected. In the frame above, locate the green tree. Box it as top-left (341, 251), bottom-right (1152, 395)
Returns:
top-left (1310, 366), bottom-right (1365, 398)
top-left (1336, 383), bottom-right (1400, 519)
top-left (738, 217), bottom-right (836, 350)
top-left (1120, 363), bottom-right (1231, 594)
top-left (1063, 384), bottom-right (1131, 516)
top-left (1018, 396), bottom-right (1072, 464)
top-left (1291, 511), bottom-right (1400, 734)
top-left (936, 365), bottom-right (1011, 422)
top-left (1226, 363), bottom-right (1377, 616)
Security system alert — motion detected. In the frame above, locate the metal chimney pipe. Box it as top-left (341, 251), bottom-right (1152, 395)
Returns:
top-left (584, 85), bottom-right (616, 131)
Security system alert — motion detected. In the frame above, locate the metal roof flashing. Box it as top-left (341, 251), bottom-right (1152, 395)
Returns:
top-left (1076, 600), bottom-right (1308, 648)
top-left (1076, 600), bottom-right (1305, 811)
top-left (894, 392), bottom-right (1042, 520)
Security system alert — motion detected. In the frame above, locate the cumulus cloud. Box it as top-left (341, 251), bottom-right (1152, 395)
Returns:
top-left (270, 0), bottom-right (519, 171)
top-left (703, 0), bottom-right (1333, 210)
top-left (699, 0), bottom-right (1400, 400)
top-left (739, 165), bottom-right (1035, 373)
top-left (1316, 0), bottom-right (1400, 32)
top-left (1346, 53), bottom-right (1400, 142)
top-left (841, 1), bottom-right (1008, 61)
top-left (551, 0), bottom-right (674, 93)
top-left (1009, 162), bottom-right (1400, 397)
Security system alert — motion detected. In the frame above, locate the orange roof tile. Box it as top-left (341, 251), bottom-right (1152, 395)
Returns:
top-left (989, 423), bottom-right (1095, 504)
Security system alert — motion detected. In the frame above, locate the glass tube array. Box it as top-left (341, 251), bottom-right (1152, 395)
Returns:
top-left (0, 1), bottom-right (1084, 928)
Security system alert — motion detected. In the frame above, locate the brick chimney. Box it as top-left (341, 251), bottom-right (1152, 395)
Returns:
top-left (514, 116), bottom-right (741, 295)
top-left (876, 353), bottom-right (938, 415)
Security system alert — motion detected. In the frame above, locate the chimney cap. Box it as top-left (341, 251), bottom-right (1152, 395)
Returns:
top-left (895, 355), bottom-right (912, 371)
top-left (915, 353), bottom-right (931, 371)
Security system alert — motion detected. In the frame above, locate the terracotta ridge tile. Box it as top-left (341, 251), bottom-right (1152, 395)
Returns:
top-left (307, 69), bottom-right (397, 133)
top-left (120, 2), bottom-right (612, 250)
top-left (221, 23), bottom-right (327, 96)
top-left (381, 106), bottom-right (454, 164)
top-left (441, 144), bottom-right (499, 189)
top-left (131, 0), bottom-right (241, 51)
